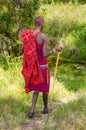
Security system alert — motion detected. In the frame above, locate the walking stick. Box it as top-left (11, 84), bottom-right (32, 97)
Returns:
top-left (50, 52), bottom-right (60, 102)
top-left (50, 34), bottom-right (63, 104)
top-left (50, 5), bottom-right (68, 97)
top-left (46, 34), bottom-right (63, 122)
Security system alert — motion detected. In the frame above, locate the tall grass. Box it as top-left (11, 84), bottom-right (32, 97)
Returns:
top-left (0, 58), bottom-right (86, 130)
top-left (37, 3), bottom-right (86, 62)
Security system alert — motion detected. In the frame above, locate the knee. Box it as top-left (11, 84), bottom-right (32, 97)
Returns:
top-left (43, 92), bottom-right (48, 96)
top-left (34, 92), bottom-right (39, 95)
top-left (43, 92), bottom-right (48, 94)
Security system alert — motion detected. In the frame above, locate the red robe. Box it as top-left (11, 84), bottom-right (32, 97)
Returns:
top-left (20, 30), bottom-right (43, 93)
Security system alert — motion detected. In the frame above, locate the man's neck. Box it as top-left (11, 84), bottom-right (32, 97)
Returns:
top-left (34, 26), bottom-right (41, 32)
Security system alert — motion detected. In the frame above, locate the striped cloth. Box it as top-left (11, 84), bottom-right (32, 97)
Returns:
top-left (20, 30), bottom-right (43, 93)
top-left (28, 36), bottom-right (50, 93)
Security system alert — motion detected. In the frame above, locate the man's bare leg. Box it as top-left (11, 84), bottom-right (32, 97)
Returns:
top-left (31, 92), bottom-right (39, 113)
top-left (42, 92), bottom-right (48, 113)
top-left (28, 92), bottom-right (39, 118)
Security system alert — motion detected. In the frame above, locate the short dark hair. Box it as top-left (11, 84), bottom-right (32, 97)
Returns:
top-left (34, 16), bottom-right (44, 26)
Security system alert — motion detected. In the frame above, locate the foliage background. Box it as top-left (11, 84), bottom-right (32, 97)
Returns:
top-left (0, 1), bottom-right (86, 130)
top-left (0, 0), bottom-right (86, 90)
top-left (0, 0), bottom-right (86, 66)
top-left (0, 0), bottom-right (39, 58)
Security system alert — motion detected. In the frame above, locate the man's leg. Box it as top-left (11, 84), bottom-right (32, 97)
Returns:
top-left (28, 92), bottom-right (39, 118)
top-left (30, 92), bottom-right (39, 113)
top-left (43, 92), bottom-right (48, 112)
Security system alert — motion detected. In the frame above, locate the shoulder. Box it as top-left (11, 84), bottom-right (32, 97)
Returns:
top-left (41, 33), bottom-right (48, 42)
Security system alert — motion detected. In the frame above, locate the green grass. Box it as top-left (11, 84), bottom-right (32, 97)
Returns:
top-left (0, 59), bottom-right (86, 130)
top-left (37, 3), bottom-right (86, 61)
top-left (0, 2), bottom-right (86, 130)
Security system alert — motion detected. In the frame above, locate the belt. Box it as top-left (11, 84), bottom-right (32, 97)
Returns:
top-left (39, 64), bottom-right (48, 68)
top-left (39, 64), bottom-right (49, 84)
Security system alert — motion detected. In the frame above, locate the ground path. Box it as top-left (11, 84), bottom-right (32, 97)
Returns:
top-left (22, 102), bottom-right (62, 130)
top-left (22, 94), bottom-right (77, 130)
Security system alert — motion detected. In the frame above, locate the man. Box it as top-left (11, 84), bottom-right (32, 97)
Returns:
top-left (21, 16), bottom-right (62, 118)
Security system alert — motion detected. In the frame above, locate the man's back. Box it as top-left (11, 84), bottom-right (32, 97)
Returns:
top-left (35, 32), bottom-right (47, 65)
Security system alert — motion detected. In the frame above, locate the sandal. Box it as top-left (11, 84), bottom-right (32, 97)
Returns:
top-left (28, 112), bottom-right (34, 118)
top-left (42, 108), bottom-right (52, 114)
top-left (42, 110), bottom-right (48, 114)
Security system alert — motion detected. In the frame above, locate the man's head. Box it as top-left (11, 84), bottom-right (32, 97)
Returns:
top-left (34, 16), bottom-right (44, 30)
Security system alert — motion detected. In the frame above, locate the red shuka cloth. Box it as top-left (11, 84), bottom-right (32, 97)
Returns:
top-left (20, 30), bottom-right (43, 93)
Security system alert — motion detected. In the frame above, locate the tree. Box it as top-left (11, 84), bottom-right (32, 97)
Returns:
top-left (0, 0), bottom-right (39, 57)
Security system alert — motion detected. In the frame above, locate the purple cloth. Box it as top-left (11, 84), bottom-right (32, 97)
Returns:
top-left (28, 41), bottom-right (50, 93)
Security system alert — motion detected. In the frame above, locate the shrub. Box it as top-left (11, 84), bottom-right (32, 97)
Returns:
top-left (71, 27), bottom-right (86, 60)
top-left (0, 0), bottom-right (39, 57)
top-left (37, 3), bottom-right (86, 64)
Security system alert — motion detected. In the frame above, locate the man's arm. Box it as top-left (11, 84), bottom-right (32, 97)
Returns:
top-left (43, 35), bottom-right (54, 57)
top-left (43, 34), bottom-right (62, 57)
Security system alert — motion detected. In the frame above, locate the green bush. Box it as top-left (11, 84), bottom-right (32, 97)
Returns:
top-left (0, 0), bottom-right (39, 57)
top-left (39, 3), bottom-right (86, 64)
top-left (71, 27), bottom-right (86, 60)
top-left (0, 1), bottom-right (86, 65)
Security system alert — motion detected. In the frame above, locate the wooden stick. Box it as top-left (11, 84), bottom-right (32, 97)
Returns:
top-left (47, 35), bottom-right (63, 122)
top-left (50, 35), bottom-right (63, 103)
top-left (46, 52), bottom-right (61, 123)
top-left (50, 52), bottom-right (61, 103)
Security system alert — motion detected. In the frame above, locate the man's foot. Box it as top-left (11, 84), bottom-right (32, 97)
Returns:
top-left (42, 109), bottom-right (48, 114)
top-left (28, 112), bottom-right (34, 118)
top-left (42, 108), bottom-right (52, 114)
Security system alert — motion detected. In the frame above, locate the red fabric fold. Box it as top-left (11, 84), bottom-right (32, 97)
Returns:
top-left (20, 30), bottom-right (43, 93)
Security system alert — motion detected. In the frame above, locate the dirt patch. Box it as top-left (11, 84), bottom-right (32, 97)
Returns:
top-left (22, 115), bottom-right (47, 130)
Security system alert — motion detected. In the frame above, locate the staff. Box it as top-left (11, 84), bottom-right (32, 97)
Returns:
top-left (50, 33), bottom-right (63, 104)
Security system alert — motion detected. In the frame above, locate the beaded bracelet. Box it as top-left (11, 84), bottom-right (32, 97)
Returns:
top-left (53, 48), bottom-right (56, 53)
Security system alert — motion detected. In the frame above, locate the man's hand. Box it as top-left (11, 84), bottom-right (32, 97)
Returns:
top-left (54, 45), bottom-right (63, 52)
